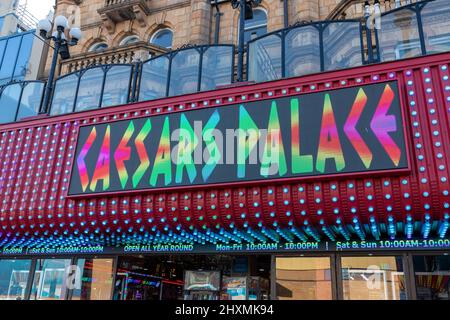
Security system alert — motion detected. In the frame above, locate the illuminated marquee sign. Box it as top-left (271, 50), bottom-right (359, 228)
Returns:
top-left (69, 81), bottom-right (407, 196)
top-left (2, 239), bottom-right (450, 257)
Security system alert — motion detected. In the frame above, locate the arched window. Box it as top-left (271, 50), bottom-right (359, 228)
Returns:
top-left (244, 8), bottom-right (268, 43)
top-left (150, 28), bottom-right (173, 49)
top-left (88, 42), bottom-right (108, 52)
top-left (120, 35), bottom-right (140, 46)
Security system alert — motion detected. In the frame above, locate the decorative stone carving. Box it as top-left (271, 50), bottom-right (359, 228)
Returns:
top-left (133, 4), bottom-right (148, 28)
top-left (100, 12), bottom-right (115, 34)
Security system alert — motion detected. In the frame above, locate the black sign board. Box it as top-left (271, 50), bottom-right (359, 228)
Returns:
top-left (69, 81), bottom-right (407, 196)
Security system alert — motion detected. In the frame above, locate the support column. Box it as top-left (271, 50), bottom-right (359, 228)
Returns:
top-left (189, 0), bottom-right (211, 45)
top-left (292, 0), bottom-right (320, 23)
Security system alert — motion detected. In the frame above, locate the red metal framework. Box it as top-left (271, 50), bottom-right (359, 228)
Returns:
top-left (0, 52), bottom-right (449, 246)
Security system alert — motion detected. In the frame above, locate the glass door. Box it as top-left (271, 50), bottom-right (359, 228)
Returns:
top-left (275, 256), bottom-right (333, 300)
top-left (71, 258), bottom-right (114, 300)
top-left (340, 256), bottom-right (406, 300)
top-left (0, 259), bottom-right (32, 300)
top-left (29, 259), bottom-right (72, 300)
top-left (413, 254), bottom-right (450, 300)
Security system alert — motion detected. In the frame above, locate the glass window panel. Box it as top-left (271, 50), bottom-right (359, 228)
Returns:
top-left (139, 56), bottom-right (169, 101)
top-left (0, 83), bottom-right (21, 123)
top-left (323, 22), bottom-right (363, 71)
top-left (50, 74), bottom-right (78, 116)
top-left (113, 256), bottom-right (166, 301)
top-left (13, 33), bottom-right (34, 81)
top-left (248, 34), bottom-right (282, 82)
top-left (421, 0), bottom-right (450, 54)
top-left (151, 29), bottom-right (173, 49)
top-left (201, 46), bottom-right (233, 91)
top-left (121, 35), bottom-right (139, 46)
top-left (75, 67), bottom-right (104, 112)
top-left (414, 254), bottom-right (450, 300)
top-left (16, 82), bottom-right (44, 120)
top-left (169, 49), bottom-right (200, 96)
top-left (102, 65), bottom-right (132, 108)
top-left (30, 259), bottom-right (71, 300)
top-left (71, 259), bottom-right (114, 300)
top-left (341, 256), bottom-right (406, 300)
top-left (244, 9), bottom-right (268, 43)
top-left (0, 39), bottom-right (7, 83)
top-left (0, 36), bottom-right (22, 84)
top-left (285, 26), bottom-right (321, 77)
top-left (0, 259), bottom-right (32, 300)
top-left (89, 42), bottom-right (108, 52)
top-left (276, 257), bottom-right (332, 300)
top-left (377, 8), bottom-right (421, 61)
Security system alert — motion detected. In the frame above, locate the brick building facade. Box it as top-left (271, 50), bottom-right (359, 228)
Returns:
top-left (46, 0), bottom-right (385, 76)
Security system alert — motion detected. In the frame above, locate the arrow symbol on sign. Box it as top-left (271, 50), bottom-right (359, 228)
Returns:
top-left (344, 88), bottom-right (373, 168)
top-left (370, 84), bottom-right (401, 166)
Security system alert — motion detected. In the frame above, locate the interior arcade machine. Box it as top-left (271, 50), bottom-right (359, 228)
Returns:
top-left (183, 271), bottom-right (221, 300)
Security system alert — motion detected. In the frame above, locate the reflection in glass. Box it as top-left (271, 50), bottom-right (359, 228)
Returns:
top-left (139, 56), bottom-right (169, 101)
top-left (50, 74), bottom-right (78, 116)
top-left (0, 40), bottom-right (7, 81)
top-left (323, 22), bottom-right (363, 71)
top-left (421, 0), bottom-right (450, 54)
top-left (341, 256), bottom-right (406, 300)
top-left (71, 259), bottom-right (114, 300)
top-left (276, 257), bottom-right (332, 300)
top-left (102, 66), bottom-right (132, 107)
top-left (248, 34), bottom-right (282, 82)
top-left (30, 259), bottom-right (71, 300)
top-left (244, 9), bottom-right (268, 43)
top-left (201, 46), bottom-right (233, 91)
top-left (414, 255), bottom-right (450, 300)
top-left (13, 33), bottom-right (34, 81)
top-left (0, 36), bottom-right (22, 84)
top-left (75, 68), bottom-right (104, 112)
top-left (0, 260), bottom-right (32, 300)
top-left (16, 82), bottom-right (44, 120)
top-left (0, 83), bottom-right (21, 123)
top-left (285, 26), bottom-right (321, 77)
top-left (169, 49), bottom-right (200, 96)
top-left (150, 29), bottom-right (173, 49)
top-left (377, 8), bottom-right (421, 61)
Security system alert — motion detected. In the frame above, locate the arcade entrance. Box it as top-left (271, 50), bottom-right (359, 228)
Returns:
top-left (113, 254), bottom-right (271, 300)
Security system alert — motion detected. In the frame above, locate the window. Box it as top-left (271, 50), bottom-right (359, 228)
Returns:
top-left (377, 7), bottom-right (421, 61)
top-left (0, 259), bottom-right (32, 300)
top-left (29, 259), bottom-right (72, 300)
top-left (413, 254), bottom-right (450, 300)
top-left (0, 32), bottom-right (35, 85)
top-left (150, 29), bottom-right (173, 49)
top-left (276, 257), bottom-right (332, 300)
top-left (244, 8), bottom-right (268, 43)
top-left (75, 67), bottom-right (105, 112)
top-left (0, 36), bottom-right (22, 84)
top-left (169, 48), bottom-right (200, 96)
top-left (16, 82), bottom-right (44, 120)
top-left (0, 83), bottom-right (21, 123)
top-left (71, 259), bottom-right (114, 300)
top-left (88, 42), bottom-right (108, 52)
top-left (120, 35), bottom-right (140, 46)
top-left (102, 65), bottom-right (132, 107)
top-left (139, 55), bottom-right (170, 101)
top-left (341, 256), bottom-right (406, 300)
top-left (50, 74), bottom-right (78, 116)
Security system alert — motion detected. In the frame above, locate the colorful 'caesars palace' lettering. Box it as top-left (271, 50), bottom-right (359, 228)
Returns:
top-left (70, 82), bottom-right (407, 195)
